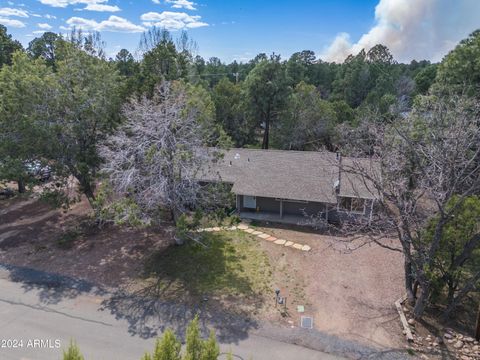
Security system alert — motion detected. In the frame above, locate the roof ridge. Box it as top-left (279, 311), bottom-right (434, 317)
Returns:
top-left (229, 148), bottom-right (336, 155)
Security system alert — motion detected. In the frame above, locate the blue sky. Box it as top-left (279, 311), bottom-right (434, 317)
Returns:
top-left (1, 0), bottom-right (480, 63)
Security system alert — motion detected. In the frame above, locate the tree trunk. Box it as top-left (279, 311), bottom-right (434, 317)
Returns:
top-left (262, 115), bottom-right (270, 149)
top-left (413, 283), bottom-right (429, 319)
top-left (83, 186), bottom-right (96, 208)
top-left (17, 178), bottom-right (26, 193)
top-left (405, 258), bottom-right (415, 305)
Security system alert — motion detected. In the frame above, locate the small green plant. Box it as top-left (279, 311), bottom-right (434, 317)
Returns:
top-left (229, 215), bottom-right (241, 226)
top-left (60, 318), bottom-right (234, 360)
top-left (56, 228), bottom-right (82, 249)
top-left (62, 340), bottom-right (84, 360)
top-left (142, 315), bottom-right (222, 360)
top-left (184, 315), bottom-right (203, 360)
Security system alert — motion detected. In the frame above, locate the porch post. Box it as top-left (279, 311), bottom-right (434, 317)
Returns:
top-left (280, 199), bottom-right (283, 218)
top-left (236, 195), bottom-right (241, 214)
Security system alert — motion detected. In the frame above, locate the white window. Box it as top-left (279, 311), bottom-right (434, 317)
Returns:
top-left (243, 195), bottom-right (257, 209)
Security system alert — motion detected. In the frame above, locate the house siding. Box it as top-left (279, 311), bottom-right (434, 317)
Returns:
top-left (239, 195), bottom-right (329, 217)
top-left (238, 195), bottom-right (374, 225)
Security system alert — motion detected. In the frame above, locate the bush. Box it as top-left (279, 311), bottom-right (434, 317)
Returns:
top-left (56, 228), bottom-right (82, 249)
top-left (62, 317), bottom-right (227, 360)
top-left (142, 315), bottom-right (221, 360)
top-left (62, 340), bottom-right (84, 360)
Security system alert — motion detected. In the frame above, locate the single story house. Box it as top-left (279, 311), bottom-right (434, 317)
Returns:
top-left (200, 148), bottom-right (379, 226)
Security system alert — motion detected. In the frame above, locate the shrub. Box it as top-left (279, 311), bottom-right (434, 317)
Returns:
top-left (62, 340), bottom-right (84, 360)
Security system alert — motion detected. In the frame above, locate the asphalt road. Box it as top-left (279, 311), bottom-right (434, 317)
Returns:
top-left (0, 269), bottom-right (343, 360)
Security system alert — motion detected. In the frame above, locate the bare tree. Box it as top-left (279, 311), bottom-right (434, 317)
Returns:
top-left (336, 94), bottom-right (480, 319)
top-left (101, 81), bottom-right (228, 226)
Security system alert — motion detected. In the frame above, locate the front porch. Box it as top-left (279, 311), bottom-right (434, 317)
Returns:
top-left (239, 211), bottom-right (320, 226)
top-left (236, 195), bottom-right (333, 226)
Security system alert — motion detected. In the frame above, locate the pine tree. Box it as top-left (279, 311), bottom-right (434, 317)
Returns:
top-left (154, 329), bottom-right (182, 360)
top-left (141, 353), bottom-right (153, 360)
top-left (184, 315), bottom-right (203, 360)
top-left (62, 340), bottom-right (84, 360)
top-left (200, 330), bottom-right (220, 360)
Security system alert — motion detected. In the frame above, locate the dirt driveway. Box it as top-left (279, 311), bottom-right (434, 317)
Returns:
top-left (256, 225), bottom-right (405, 350)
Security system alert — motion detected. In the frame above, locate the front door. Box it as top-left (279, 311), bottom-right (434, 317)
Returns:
top-left (243, 195), bottom-right (257, 209)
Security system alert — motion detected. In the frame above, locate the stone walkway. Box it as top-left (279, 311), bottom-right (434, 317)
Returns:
top-left (198, 224), bottom-right (311, 252)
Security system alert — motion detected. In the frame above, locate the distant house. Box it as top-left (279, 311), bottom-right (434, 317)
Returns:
top-left (201, 148), bottom-right (378, 226)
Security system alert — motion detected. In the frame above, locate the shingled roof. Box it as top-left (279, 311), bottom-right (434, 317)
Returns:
top-left (200, 148), bottom-right (377, 203)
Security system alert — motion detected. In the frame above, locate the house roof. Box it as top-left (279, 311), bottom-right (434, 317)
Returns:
top-left (338, 158), bottom-right (379, 200)
top-left (200, 148), bottom-right (377, 203)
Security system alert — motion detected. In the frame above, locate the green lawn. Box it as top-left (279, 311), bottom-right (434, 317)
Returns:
top-left (144, 231), bottom-right (273, 300)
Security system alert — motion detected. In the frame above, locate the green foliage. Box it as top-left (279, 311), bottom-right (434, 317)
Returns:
top-left (184, 315), bottom-right (203, 360)
top-left (0, 51), bottom-right (55, 191)
top-left (145, 231), bottom-right (272, 298)
top-left (0, 25), bottom-right (23, 67)
top-left (331, 100), bottom-right (355, 125)
top-left (27, 32), bottom-right (60, 67)
top-left (243, 54), bottom-right (291, 149)
top-left (56, 228), bottom-right (82, 249)
top-left (434, 29), bottom-right (480, 97)
top-left (423, 196), bottom-right (480, 303)
top-left (91, 182), bottom-right (145, 227)
top-left (213, 78), bottom-right (253, 146)
top-left (331, 45), bottom-right (399, 109)
top-left (414, 64), bottom-right (437, 95)
top-left (62, 340), bottom-right (84, 360)
top-left (50, 43), bottom-right (124, 204)
top-left (274, 81), bottom-right (337, 150)
top-left (153, 329), bottom-right (182, 360)
top-left (286, 50), bottom-right (316, 85)
top-left (141, 317), bottom-right (222, 360)
top-left (200, 331), bottom-right (220, 360)
top-left (139, 28), bottom-right (184, 96)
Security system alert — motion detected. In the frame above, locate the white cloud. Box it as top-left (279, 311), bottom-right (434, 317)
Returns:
top-left (0, 7), bottom-right (29, 17)
top-left (141, 11), bottom-right (208, 30)
top-left (166, 0), bottom-right (196, 11)
top-left (39, 0), bottom-right (108, 8)
top-left (84, 3), bottom-right (121, 12)
top-left (33, 30), bottom-right (47, 34)
top-left (322, 0), bottom-right (480, 63)
top-left (66, 15), bottom-right (146, 32)
top-left (44, 14), bottom-right (57, 19)
top-left (38, 22), bottom-right (52, 29)
top-left (152, 0), bottom-right (160, 3)
top-left (0, 17), bottom-right (26, 28)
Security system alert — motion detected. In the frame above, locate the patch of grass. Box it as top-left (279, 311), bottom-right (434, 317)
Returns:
top-left (56, 228), bottom-right (82, 249)
top-left (144, 231), bottom-right (272, 299)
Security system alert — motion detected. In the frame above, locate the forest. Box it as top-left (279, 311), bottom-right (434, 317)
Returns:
top-left (1, 23), bottom-right (480, 325)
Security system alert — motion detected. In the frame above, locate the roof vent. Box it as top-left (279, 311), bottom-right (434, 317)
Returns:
top-left (234, 153), bottom-right (240, 160)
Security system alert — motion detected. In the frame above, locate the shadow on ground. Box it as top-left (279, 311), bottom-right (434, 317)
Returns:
top-left (100, 232), bottom-right (267, 342)
top-left (100, 283), bottom-right (258, 343)
top-left (0, 263), bottom-right (107, 305)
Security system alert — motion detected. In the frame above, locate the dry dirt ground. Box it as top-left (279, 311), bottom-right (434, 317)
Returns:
top-left (0, 195), bottom-right (173, 288)
top-left (254, 224), bottom-right (406, 350)
top-left (0, 195), bottom-right (406, 352)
